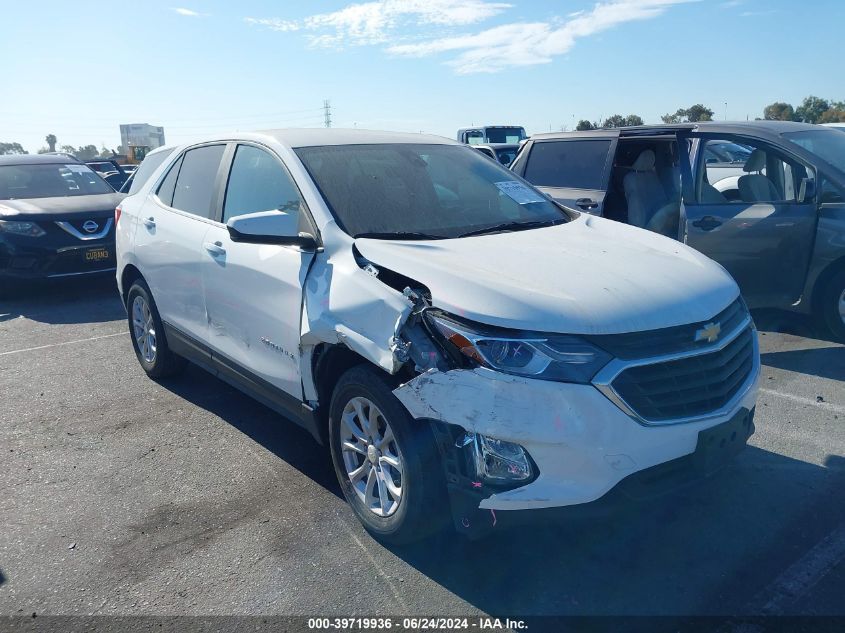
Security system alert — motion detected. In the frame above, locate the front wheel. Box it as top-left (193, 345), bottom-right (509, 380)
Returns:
top-left (126, 279), bottom-right (186, 378)
top-left (819, 269), bottom-right (845, 343)
top-left (329, 365), bottom-right (449, 544)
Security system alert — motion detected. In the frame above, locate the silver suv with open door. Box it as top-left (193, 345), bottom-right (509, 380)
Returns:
top-left (513, 121), bottom-right (845, 341)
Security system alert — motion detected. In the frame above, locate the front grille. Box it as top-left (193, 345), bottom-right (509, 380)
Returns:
top-left (610, 326), bottom-right (755, 422)
top-left (588, 298), bottom-right (747, 359)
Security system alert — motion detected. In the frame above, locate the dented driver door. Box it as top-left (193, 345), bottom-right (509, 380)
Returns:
top-left (201, 143), bottom-right (316, 401)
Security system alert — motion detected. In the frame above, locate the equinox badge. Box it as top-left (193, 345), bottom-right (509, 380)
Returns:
top-left (695, 322), bottom-right (721, 343)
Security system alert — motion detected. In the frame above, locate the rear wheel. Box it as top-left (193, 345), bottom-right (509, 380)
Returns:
top-left (329, 365), bottom-right (449, 544)
top-left (127, 280), bottom-right (186, 378)
top-left (819, 269), bottom-right (845, 343)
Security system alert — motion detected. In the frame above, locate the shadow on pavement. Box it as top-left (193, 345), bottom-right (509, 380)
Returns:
top-left (761, 345), bottom-right (845, 382)
top-left (752, 308), bottom-right (825, 339)
top-left (0, 276), bottom-right (124, 325)
top-left (145, 355), bottom-right (845, 618)
top-left (157, 364), bottom-right (342, 501)
top-left (385, 447), bottom-right (845, 618)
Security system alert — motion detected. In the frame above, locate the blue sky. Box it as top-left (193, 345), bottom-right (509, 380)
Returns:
top-left (2, 0), bottom-right (843, 153)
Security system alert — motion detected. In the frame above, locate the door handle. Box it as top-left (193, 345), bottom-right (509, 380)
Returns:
top-left (692, 215), bottom-right (722, 231)
top-left (143, 217), bottom-right (156, 229)
top-left (575, 198), bottom-right (599, 210)
top-left (204, 241), bottom-right (226, 257)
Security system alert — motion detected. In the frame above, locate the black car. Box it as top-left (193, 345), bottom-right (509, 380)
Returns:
top-left (0, 154), bottom-right (124, 290)
top-left (513, 121), bottom-right (845, 341)
top-left (85, 159), bottom-right (130, 190)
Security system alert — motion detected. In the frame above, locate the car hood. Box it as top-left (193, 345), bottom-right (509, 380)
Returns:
top-left (0, 193), bottom-right (125, 220)
top-left (354, 214), bottom-right (738, 335)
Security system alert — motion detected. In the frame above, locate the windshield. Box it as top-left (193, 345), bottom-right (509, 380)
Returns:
top-left (485, 127), bottom-right (526, 143)
top-left (0, 163), bottom-right (114, 199)
top-left (295, 143), bottom-right (566, 239)
top-left (783, 129), bottom-right (845, 173)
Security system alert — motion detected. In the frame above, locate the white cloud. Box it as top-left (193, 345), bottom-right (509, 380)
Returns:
top-left (171, 7), bottom-right (206, 17)
top-left (246, 0), bottom-right (694, 74)
top-left (244, 17), bottom-right (300, 31)
top-left (246, 0), bottom-right (511, 45)
top-left (390, 0), bottom-right (697, 73)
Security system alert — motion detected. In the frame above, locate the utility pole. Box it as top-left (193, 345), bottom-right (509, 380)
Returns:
top-left (323, 99), bottom-right (332, 128)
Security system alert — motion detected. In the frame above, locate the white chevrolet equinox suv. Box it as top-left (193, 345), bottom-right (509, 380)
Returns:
top-left (116, 129), bottom-right (760, 543)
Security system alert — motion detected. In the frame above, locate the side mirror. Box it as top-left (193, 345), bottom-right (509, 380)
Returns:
top-left (799, 177), bottom-right (817, 203)
top-left (226, 210), bottom-right (317, 250)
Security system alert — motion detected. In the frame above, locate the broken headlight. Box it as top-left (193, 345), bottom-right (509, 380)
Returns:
top-left (429, 313), bottom-right (611, 383)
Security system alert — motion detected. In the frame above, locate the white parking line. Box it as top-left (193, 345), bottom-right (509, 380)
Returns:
top-left (748, 522), bottom-right (845, 615)
top-left (759, 388), bottom-right (845, 414)
top-left (0, 332), bottom-right (125, 357)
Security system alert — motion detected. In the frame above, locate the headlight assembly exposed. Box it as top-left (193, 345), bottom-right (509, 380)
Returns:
top-left (428, 313), bottom-right (611, 383)
top-left (0, 219), bottom-right (46, 237)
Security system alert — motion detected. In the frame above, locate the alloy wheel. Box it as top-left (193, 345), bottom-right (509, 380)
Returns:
top-left (132, 295), bottom-right (157, 364)
top-left (339, 396), bottom-right (404, 517)
top-left (839, 289), bottom-right (845, 325)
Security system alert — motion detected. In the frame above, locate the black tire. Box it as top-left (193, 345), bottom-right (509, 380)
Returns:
top-left (126, 279), bottom-right (186, 379)
top-left (328, 365), bottom-right (449, 545)
top-left (819, 269), bottom-right (845, 343)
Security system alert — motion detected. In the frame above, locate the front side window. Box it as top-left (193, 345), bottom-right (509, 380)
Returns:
top-left (223, 145), bottom-right (304, 223)
top-left (698, 138), bottom-right (811, 204)
top-left (295, 143), bottom-right (566, 239)
top-left (524, 140), bottom-right (612, 190)
top-left (0, 163), bottom-right (113, 200)
top-left (170, 144), bottom-right (226, 218)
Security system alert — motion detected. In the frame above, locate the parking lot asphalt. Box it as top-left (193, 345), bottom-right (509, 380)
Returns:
top-left (1, 278), bottom-right (844, 621)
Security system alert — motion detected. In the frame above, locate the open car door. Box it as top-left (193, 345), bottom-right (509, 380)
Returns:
top-left (514, 130), bottom-right (619, 215)
top-left (678, 131), bottom-right (818, 309)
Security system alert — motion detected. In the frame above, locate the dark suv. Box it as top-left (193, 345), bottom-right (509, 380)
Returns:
top-left (0, 154), bottom-right (124, 290)
top-left (512, 121), bottom-right (845, 340)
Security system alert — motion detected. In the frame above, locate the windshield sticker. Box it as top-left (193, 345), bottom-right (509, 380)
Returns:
top-left (65, 164), bottom-right (88, 173)
top-left (494, 181), bottom-right (547, 205)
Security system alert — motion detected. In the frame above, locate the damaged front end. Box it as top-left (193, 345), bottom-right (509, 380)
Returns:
top-left (301, 239), bottom-right (542, 537)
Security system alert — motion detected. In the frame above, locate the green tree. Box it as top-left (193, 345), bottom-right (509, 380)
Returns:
top-left (59, 144), bottom-right (76, 155)
top-left (661, 104), bottom-right (714, 123)
top-left (795, 96), bottom-right (830, 123)
top-left (0, 142), bottom-right (27, 155)
top-left (819, 108), bottom-right (845, 123)
top-left (601, 114), bottom-right (628, 128)
top-left (74, 145), bottom-right (99, 160)
top-left (575, 119), bottom-right (596, 131)
top-left (45, 134), bottom-right (57, 152)
top-left (763, 102), bottom-right (796, 121)
top-left (624, 114), bottom-right (644, 126)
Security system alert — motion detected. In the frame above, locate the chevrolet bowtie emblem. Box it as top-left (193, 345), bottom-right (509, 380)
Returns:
top-left (695, 322), bottom-right (721, 343)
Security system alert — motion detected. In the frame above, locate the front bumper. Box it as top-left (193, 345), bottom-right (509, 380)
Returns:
top-left (393, 344), bottom-right (760, 537)
top-left (0, 224), bottom-right (115, 281)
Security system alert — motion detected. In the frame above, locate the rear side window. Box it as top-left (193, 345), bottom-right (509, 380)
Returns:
top-left (128, 148), bottom-right (175, 195)
top-left (171, 144), bottom-right (226, 218)
top-left (156, 155), bottom-right (183, 206)
top-left (525, 140), bottom-right (612, 189)
top-left (223, 145), bottom-right (304, 222)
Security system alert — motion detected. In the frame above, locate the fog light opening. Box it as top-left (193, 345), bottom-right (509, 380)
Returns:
top-left (470, 433), bottom-right (533, 483)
